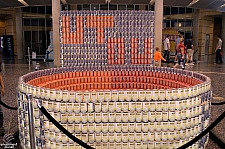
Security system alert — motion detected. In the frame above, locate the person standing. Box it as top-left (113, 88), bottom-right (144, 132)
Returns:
top-left (214, 35), bottom-right (223, 64)
top-left (163, 35), bottom-right (170, 63)
top-left (185, 36), bottom-right (194, 65)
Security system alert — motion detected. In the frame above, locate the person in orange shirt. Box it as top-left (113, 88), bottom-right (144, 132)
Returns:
top-left (154, 47), bottom-right (166, 66)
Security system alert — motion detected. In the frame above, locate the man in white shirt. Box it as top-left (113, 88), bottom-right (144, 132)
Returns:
top-left (163, 35), bottom-right (170, 63)
top-left (214, 35), bottom-right (223, 64)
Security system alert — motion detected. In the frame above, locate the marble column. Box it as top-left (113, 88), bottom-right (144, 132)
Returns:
top-left (193, 9), bottom-right (200, 62)
top-left (52, 0), bottom-right (61, 67)
top-left (154, 0), bottom-right (163, 66)
top-left (221, 12), bottom-right (225, 55)
top-left (15, 8), bottom-right (23, 59)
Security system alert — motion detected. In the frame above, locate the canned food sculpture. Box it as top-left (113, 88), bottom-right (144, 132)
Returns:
top-left (60, 10), bottom-right (155, 67)
top-left (17, 66), bottom-right (211, 149)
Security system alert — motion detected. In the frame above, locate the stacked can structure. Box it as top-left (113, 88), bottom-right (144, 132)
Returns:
top-left (60, 10), bottom-right (154, 66)
top-left (17, 66), bottom-right (211, 149)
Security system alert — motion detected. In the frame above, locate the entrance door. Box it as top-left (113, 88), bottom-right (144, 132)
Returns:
top-left (205, 34), bottom-right (210, 55)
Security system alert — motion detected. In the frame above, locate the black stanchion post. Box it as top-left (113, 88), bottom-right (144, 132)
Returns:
top-left (27, 94), bottom-right (36, 149)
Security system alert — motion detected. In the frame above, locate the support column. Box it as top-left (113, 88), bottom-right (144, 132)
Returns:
top-left (52, 0), bottom-right (61, 67)
top-left (221, 12), bottom-right (225, 55)
top-left (15, 8), bottom-right (23, 59)
top-left (193, 9), bottom-right (200, 62)
top-left (154, 0), bottom-right (163, 66)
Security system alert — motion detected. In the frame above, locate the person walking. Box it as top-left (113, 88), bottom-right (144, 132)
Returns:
top-left (214, 35), bottom-right (223, 64)
top-left (174, 34), bottom-right (183, 62)
top-left (173, 38), bottom-right (186, 69)
top-left (185, 36), bottom-right (194, 65)
top-left (163, 35), bottom-right (170, 63)
top-left (154, 47), bottom-right (166, 66)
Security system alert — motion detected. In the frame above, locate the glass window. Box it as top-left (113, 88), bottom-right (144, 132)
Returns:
top-left (186, 8), bottom-right (193, 13)
top-left (179, 7), bottom-right (185, 14)
top-left (185, 20), bottom-right (192, 27)
top-left (109, 4), bottom-right (117, 10)
top-left (22, 7), bottom-right (30, 12)
top-left (118, 5), bottom-right (126, 10)
top-left (31, 6), bottom-right (38, 13)
top-left (91, 4), bottom-right (99, 10)
top-left (100, 4), bottom-right (108, 10)
top-left (83, 4), bottom-right (90, 10)
top-left (38, 6), bottom-right (46, 14)
top-left (127, 5), bottom-right (134, 10)
top-left (23, 19), bottom-right (31, 26)
top-left (77, 5), bottom-right (82, 10)
top-left (163, 7), bottom-right (170, 15)
top-left (46, 6), bottom-right (52, 14)
top-left (134, 5), bottom-right (139, 10)
top-left (171, 7), bottom-right (178, 14)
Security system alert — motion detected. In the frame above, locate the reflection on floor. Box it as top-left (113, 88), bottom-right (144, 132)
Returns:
top-left (0, 55), bottom-right (224, 149)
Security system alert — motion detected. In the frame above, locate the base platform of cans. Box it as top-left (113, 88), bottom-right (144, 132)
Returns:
top-left (17, 65), bottom-right (211, 149)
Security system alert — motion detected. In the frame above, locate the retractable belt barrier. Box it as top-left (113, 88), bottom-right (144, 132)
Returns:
top-left (38, 103), bottom-right (225, 149)
top-left (0, 100), bottom-right (17, 110)
top-left (38, 104), bottom-right (94, 149)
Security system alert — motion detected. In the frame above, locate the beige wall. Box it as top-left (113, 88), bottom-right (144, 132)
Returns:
top-left (198, 9), bottom-right (222, 55)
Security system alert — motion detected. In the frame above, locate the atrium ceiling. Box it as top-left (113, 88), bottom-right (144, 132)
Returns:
top-left (0, 0), bottom-right (225, 12)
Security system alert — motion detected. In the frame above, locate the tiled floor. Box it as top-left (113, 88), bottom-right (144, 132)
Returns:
top-left (0, 55), bottom-right (224, 149)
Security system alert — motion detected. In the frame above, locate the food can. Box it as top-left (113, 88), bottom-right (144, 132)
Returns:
top-left (102, 113), bottom-right (109, 123)
top-left (135, 133), bottom-right (142, 142)
top-left (156, 102), bottom-right (163, 111)
top-left (149, 102), bottom-right (156, 111)
top-left (128, 102), bottom-right (135, 112)
top-left (145, 91), bottom-right (152, 101)
top-left (169, 101), bottom-right (175, 111)
top-left (62, 91), bottom-right (69, 102)
top-left (80, 103), bottom-right (87, 113)
top-left (122, 113), bottom-right (129, 122)
top-left (135, 123), bottom-right (142, 133)
top-left (98, 92), bottom-right (105, 102)
top-left (111, 91), bottom-right (119, 101)
top-left (129, 123), bottom-right (135, 132)
top-left (155, 112), bottom-right (163, 122)
top-left (128, 133), bottom-right (135, 143)
top-left (139, 91), bottom-right (146, 101)
top-left (95, 133), bottom-right (102, 143)
top-left (104, 91), bottom-right (111, 102)
top-left (108, 133), bottom-right (115, 142)
top-left (102, 133), bottom-right (108, 143)
top-left (116, 102), bottom-right (122, 112)
top-left (75, 92), bottom-right (83, 103)
top-left (155, 122), bottom-right (162, 132)
top-left (115, 133), bottom-right (122, 143)
top-left (152, 90), bottom-right (159, 100)
top-left (161, 132), bottom-right (168, 141)
top-left (91, 92), bottom-right (98, 103)
top-left (149, 122), bottom-right (155, 133)
top-left (94, 123), bottom-right (101, 133)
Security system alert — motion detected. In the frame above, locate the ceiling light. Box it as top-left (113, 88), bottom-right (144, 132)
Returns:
top-left (218, 4), bottom-right (225, 8)
top-left (18, 0), bottom-right (29, 6)
top-left (187, 0), bottom-right (199, 7)
top-left (61, 0), bottom-right (67, 5)
top-left (150, 0), bottom-right (155, 5)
